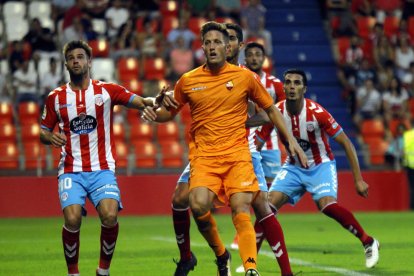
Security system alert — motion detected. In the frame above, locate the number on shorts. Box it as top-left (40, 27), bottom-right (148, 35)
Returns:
top-left (59, 178), bottom-right (72, 192)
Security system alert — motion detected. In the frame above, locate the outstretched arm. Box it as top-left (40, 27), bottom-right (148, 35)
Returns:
top-left (265, 105), bottom-right (308, 168)
top-left (334, 131), bottom-right (369, 198)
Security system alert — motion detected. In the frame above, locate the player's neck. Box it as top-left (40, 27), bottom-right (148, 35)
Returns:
top-left (228, 56), bottom-right (239, 66)
top-left (69, 75), bottom-right (90, 90)
top-left (286, 99), bottom-right (304, 115)
top-left (206, 61), bottom-right (226, 73)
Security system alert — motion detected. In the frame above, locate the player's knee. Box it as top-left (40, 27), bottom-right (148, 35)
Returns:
top-left (268, 191), bottom-right (286, 209)
top-left (172, 188), bottom-right (189, 208)
top-left (100, 211), bottom-right (118, 227)
top-left (64, 215), bottom-right (81, 230)
top-left (252, 193), bottom-right (272, 219)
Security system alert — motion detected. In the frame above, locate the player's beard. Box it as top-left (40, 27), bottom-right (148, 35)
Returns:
top-left (226, 51), bottom-right (238, 64)
top-left (68, 65), bottom-right (88, 83)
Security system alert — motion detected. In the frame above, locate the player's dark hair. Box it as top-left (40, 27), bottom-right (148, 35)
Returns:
top-left (200, 21), bottom-right (229, 43)
top-left (283, 68), bottom-right (307, 86)
top-left (63, 40), bottom-right (92, 61)
top-left (244, 42), bottom-right (265, 56)
top-left (225, 22), bottom-right (243, 42)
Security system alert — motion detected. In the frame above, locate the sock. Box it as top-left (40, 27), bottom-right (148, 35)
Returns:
top-left (99, 223), bottom-right (119, 270)
top-left (322, 203), bottom-right (373, 245)
top-left (253, 219), bottom-right (265, 252)
top-left (233, 213), bottom-right (257, 271)
top-left (172, 207), bottom-right (191, 261)
top-left (194, 211), bottom-right (226, 256)
top-left (260, 213), bottom-right (292, 275)
top-left (62, 226), bottom-right (80, 274)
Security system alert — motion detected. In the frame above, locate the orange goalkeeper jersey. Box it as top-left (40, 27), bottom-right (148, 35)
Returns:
top-left (173, 62), bottom-right (273, 159)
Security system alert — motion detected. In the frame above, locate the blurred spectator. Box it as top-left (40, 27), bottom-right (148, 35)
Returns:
top-left (12, 60), bottom-right (38, 106)
top-left (327, 0), bottom-right (358, 37)
top-left (8, 41), bottom-right (25, 74)
top-left (377, 60), bottom-right (396, 91)
top-left (83, 0), bottom-right (109, 19)
top-left (134, 0), bottom-right (160, 18)
top-left (355, 58), bottom-right (377, 87)
top-left (52, 0), bottom-right (76, 23)
top-left (214, 0), bottom-right (241, 22)
top-left (390, 19), bottom-right (411, 45)
top-left (39, 57), bottom-right (63, 107)
top-left (137, 17), bottom-right (163, 58)
top-left (187, 0), bottom-right (212, 17)
top-left (402, 61), bottom-right (414, 94)
top-left (111, 20), bottom-right (140, 60)
top-left (351, 0), bottom-right (375, 17)
top-left (0, 66), bottom-right (11, 103)
top-left (385, 123), bottom-right (407, 168)
top-left (382, 77), bottom-right (410, 129)
top-left (105, 0), bottom-right (130, 39)
top-left (402, 0), bottom-right (414, 20)
top-left (23, 18), bottom-right (60, 62)
top-left (167, 16), bottom-right (196, 50)
top-left (369, 22), bottom-right (385, 46)
top-left (373, 35), bottom-right (395, 70)
top-left (373, 0), bottom-right (402, 23)
top-left (167, 36), bottom-right (195, 82)
top-left (62, 17), bottom-right (88, 45)
top-left (353, 78), bottom-right (382, 131)
top-left (240, 0), bottom-right (273, 55)
top-left (62, 0), bottom-right (88, 30)
top-left (395, 36), bottom-right (414, 79)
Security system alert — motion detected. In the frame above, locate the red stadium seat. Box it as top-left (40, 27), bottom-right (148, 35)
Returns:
top-left (156, 121), bottom-right (180, 143)
top-left (0, 142), bottom-right (19, 169)
top-left (160, 0), bottom-right (179, 17)
top-left (0, 102), bottom-right (14, 125)
top-left (388, 118), bottom-right (410, 138)
top-left (356, 16), bottom-right (376, 39)
top-left (18, 102), bottom-right (39, 125)
top-left (0, 123), bottom-right (17, 142)
top-left (408, 16), bottom-right (414, 40)
top-left (383, 16), bottom-right (400, 39)
top-left (143, 57), bottom-right (166, 80)
top-left (188, 17), bottom-right (207, 36)
top-left (361, 119), bottom-right (385, 141)
top-left (114, 141), bottom-right (128, 168)
top-left (117, 57), bottom-right (140, 82)
top-left (121, 78), bottom-right (143, 95)
top-left (160, 140), bottom-right (184, 168)
top-left (23, 142), bottom-right (46, 169)
top-left (88, 39), bottom-right (109, 58)
top-left (130, 122), bottom-right (154, 142)
top-left (126, 108), bottom-right (141, 125)
top-left (336, 37), bottom-right (350, 64)
top-left (366, 138), bottom-right (388, 165)
top-left (162, 16), bottom-right (179, 37)
top-left (113, 122), bottom-right (126, 143)
top-left (20, 124), bottom-right (40, 142)
top-left (132, 140), bottom-right (157, 168)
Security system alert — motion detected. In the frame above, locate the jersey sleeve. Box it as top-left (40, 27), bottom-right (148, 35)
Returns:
top-left (105, 82), bottom-right (136, 106)
top-left (248, 71), bottom-right (273, 109)
top-left (273, 79), bottom-right (285, 102)
top-left (40, 91), bottom-right (58, 131)
top-left (316, 103), bottom-right (343, 138)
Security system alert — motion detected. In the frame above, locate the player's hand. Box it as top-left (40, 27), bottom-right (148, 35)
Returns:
top-left (355, 179), bottom-right (369, 198)
top-left (154, 86), bottom-right (169, 108)
top-left (51, 133), bottom-right (67, 148)
top-left (161, 90), bottom-right (179, 109)
top-left (287, 137), bottom-right (308, 168)
top-left (141, 106), bottom-right (157, 122)
top-left (254, 136), bottom-right (265, 152)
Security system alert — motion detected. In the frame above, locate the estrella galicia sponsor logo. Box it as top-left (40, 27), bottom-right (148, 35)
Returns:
top-left (295, 137), bottom-right (311, 151)
top-left (70, 113), bottom-right (97, 134)
top-left (245, 257), bottom-right (256, 264)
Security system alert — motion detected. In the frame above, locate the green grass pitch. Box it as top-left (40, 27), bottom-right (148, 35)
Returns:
top-left (0, 212), bottom-right (413, 275)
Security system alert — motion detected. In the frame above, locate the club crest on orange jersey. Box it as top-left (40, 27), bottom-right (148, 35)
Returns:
top-left (226, 81), bottom-right (234, 90)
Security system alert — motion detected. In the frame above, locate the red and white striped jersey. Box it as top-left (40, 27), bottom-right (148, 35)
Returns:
top-left (259, 72), bottom-right (285, 151)
top-left (41, 79), bottom-right (136, 176)
top-left (276, 99), bottom-right (343, 168)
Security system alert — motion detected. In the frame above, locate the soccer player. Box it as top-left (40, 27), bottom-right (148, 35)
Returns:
top-left (256, 68), bottom-right (380, 269)
top-left (40, 40), bottom-right (157, 276)
top-left (170, 24), bottom-right (297, 276)
top-left (142, 22), bottom-right (307, 276)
